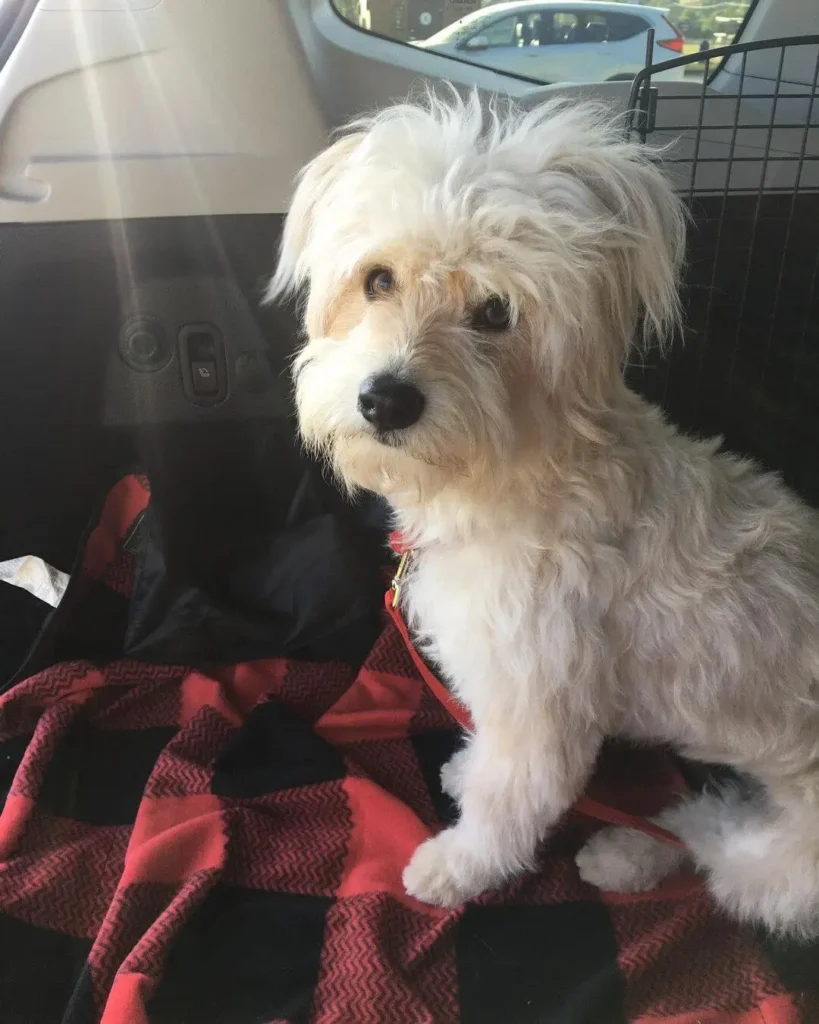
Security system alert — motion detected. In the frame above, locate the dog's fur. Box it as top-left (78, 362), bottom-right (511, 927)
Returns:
top-left (270, 90), bottom-right (819, 937)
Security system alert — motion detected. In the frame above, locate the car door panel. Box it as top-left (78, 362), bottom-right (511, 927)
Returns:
top-left (0, 214), bottom-right (295, 565)
top-left (0, 1), bottom-right (319, 583)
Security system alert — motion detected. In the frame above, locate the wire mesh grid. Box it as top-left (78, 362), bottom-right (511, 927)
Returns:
top-left (625, 36), bottom-right (819, 505)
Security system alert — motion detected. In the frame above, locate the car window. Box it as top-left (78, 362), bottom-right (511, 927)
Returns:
top-left (337, 1), bottom-right (760, 86)
top-left (420, 9), bottom-right (493, 46)
top-left (476, 14), bottom-right (520, 47)
top-left (551, 11), bottom-right (578, 43)
top-left (605, 11), bottom-right (648, 42)
top-left (578, 13), bottom-right (610, 43)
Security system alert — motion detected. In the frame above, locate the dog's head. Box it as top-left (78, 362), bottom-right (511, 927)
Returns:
top-left (270, 91), bottom-right (685, 505)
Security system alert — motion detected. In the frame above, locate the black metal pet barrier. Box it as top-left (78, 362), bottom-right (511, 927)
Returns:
top-left (625, 34), bottom-right (819, 507)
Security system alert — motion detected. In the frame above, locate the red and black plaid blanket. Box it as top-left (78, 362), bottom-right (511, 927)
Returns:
top-left (1, 474), bottom-right (817, 1023)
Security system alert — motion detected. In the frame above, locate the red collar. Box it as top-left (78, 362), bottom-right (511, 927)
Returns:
top-left (385, 531), bottom-right (685, 849)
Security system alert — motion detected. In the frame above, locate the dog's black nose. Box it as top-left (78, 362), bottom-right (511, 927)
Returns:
top-left (358, 374), bottom-right (425, 432)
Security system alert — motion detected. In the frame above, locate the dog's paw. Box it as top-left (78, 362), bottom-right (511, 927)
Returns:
top-left (576, 826), bottom-right (685, 893)
top-left (439, 747), bottom-right (469, 802)
top-left (403, 830), bottom-right (489, 908)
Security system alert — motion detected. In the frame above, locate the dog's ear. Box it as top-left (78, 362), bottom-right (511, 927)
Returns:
top-left (561, 140), bottom-right (687, 352)
top-left (266, 133), bottom-right (362, 303)
top-left (603, 150), bottom-right (686, 351)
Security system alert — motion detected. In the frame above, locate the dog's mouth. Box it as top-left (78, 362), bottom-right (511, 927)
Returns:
top-left (372, 429), bottom-right (404, 448)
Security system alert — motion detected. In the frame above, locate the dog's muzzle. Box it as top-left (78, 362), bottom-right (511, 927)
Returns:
top-left (358, 373), bottom-right (425, 434)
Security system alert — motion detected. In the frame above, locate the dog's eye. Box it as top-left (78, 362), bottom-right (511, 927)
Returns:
top-left (472, 296), bottom-right (512, 332)
top-left (365, 267), bottom-right (394, 299)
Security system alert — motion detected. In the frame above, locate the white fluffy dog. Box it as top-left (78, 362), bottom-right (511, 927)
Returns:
top-left (269, 90), bottom-right (819, 937)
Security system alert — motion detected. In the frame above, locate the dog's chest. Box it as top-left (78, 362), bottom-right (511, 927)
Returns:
top-left (403, 543), bottom-right (539, 699)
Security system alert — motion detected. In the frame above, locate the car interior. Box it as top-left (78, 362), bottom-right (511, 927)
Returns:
top-left (0, 0), bottom-right (818, 1021)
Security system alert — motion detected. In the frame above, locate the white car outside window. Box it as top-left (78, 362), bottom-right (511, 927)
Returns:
top-left (413, 1), bottom-right (686, 83)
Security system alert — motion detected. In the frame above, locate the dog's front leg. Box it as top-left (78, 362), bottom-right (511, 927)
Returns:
top-left (403, 698), bottom-right (601, 907)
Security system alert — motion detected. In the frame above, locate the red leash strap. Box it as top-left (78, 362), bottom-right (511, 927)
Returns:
top-left (385, 589), bottom-right (474, 732)
top-left (385, 534), bottom-right (685, 850)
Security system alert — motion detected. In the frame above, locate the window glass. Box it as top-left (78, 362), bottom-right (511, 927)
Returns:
top-left (334, 1), bottom-right (760, 86)
top-left (606, 12), bottom-right (648, 43)
top-left (478, 14), bottom-right (519, 47)
top-left (580, 13), bottom-right (610, 44)
top-left (551, 12), bottom-right (578, 43)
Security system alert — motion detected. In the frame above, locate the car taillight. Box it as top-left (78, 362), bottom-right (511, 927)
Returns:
top-left (657, 17), bottom-right (685, 54)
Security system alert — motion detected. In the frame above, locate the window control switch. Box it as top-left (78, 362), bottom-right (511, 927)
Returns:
top-left (179, 324), bottom-right (226, 404)
top-left (191, 360), bottom-right (218, 396)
